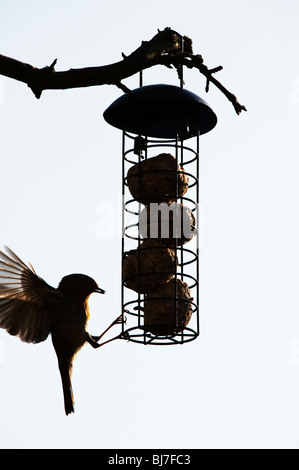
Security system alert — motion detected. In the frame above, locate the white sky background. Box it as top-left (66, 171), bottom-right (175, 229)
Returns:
top-left (0, 0), bottom-right (299, 449)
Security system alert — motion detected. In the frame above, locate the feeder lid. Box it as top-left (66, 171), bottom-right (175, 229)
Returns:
top-left (103, 84), bottom-right (217, 139)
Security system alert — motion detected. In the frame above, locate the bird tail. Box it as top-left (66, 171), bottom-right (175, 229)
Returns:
top-left (58, 359), bottom-right (75, 415)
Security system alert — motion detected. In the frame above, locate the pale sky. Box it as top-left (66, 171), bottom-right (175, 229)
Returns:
top-left (0, 0), bottom-right (299, 449)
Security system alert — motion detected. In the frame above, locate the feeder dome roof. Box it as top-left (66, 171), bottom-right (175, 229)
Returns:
top-left (103, 84), bottom-right (217, 139)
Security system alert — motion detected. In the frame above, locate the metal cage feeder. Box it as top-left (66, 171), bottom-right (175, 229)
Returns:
top-left (104, 83), bottom-right (217, 345)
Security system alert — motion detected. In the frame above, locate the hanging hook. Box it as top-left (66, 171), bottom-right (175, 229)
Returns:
top-left (179, 35), bottom-right (184, 89)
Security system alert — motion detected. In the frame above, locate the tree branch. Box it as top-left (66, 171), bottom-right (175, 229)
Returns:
top-left (0, 27), bottom-right (246, 114)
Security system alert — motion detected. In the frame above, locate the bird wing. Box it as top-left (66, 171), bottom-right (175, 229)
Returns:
top-left (0, 247), bottom-right (60, 343)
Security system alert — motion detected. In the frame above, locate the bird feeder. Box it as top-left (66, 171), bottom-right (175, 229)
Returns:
top-left (103, 79), bottom-right (217, 345)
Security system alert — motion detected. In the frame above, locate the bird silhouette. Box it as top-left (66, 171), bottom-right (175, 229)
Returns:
top-left (0, 246), bottom-right (122, 415)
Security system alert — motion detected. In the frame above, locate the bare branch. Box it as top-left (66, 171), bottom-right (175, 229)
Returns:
top-left (0, 27), bottom-right (246, 114)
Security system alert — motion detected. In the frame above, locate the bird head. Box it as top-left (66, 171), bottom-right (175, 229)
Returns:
top-left (58, 274), bottom-right (105, 300)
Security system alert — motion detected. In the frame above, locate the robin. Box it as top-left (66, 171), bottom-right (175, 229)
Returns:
top-left (0, 246), bottom-right (122, 415)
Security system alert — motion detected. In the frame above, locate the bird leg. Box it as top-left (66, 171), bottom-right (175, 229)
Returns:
top-left (86, 314), bottom-right (124, 348)
top-left (91, 314), bottom-right (123, 342)
top-left (86, 332), bottom-right (122, 349)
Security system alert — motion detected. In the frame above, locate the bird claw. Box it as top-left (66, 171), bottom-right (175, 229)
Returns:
top-left (90, 334), bottom-right (101, 342)
top-left (113, 314), bottom-right (126, 326)
top-left (112, 314), bottom-right (122, 325)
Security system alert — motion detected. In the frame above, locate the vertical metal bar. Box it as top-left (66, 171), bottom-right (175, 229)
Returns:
top-left (121, 131), bottom-right (126, 337)
top-left (179, 137), bottom-right (184, 343)
top-left (196, 131), bottom-right (200, 336)
top-left (174, 134), bottom-right (179, 333)
top-left (180, 137), bottom-right (184, 283)
top-left (143, 137), bottom-right (148, 344)
top-left (135, 135), bottom-right (143, 341)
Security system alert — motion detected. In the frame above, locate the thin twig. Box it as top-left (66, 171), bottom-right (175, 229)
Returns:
top-left (0, 27), bottom-right (246, 114)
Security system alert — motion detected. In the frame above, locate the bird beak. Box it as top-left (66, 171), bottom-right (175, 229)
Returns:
top-left (95, 287), bottom-right (106, 294)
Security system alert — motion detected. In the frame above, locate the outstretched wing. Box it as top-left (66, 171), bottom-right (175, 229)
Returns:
top-left (0, 247), bottom-right (58, 343)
